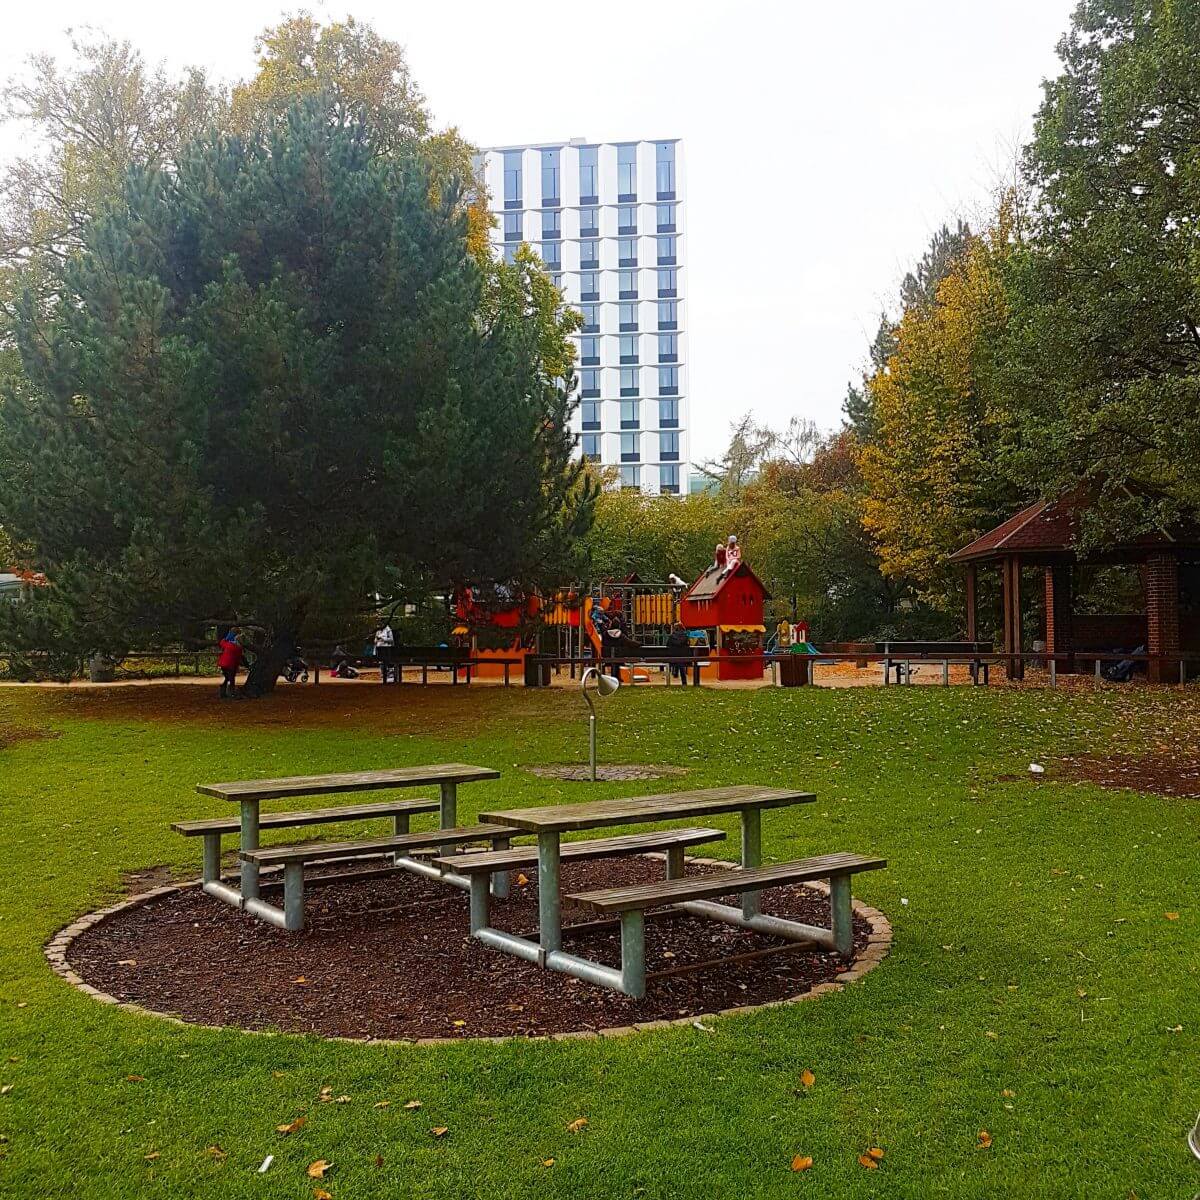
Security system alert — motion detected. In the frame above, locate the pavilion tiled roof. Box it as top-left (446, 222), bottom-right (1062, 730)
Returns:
top-left (950, 490), bottom-right (1200, 562)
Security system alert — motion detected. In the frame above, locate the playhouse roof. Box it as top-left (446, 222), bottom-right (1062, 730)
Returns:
top-left (683, 561), bottom-right (771, 603)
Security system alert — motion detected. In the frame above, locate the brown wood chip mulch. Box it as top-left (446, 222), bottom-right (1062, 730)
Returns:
top-left (66, 859), bottom-right (867, 1040)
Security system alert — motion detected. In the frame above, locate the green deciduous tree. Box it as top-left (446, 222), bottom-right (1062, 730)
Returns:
top-left (0, 99), bottom-right (592, 688)
top-left (1004, 0), bottom-right (1200, 540)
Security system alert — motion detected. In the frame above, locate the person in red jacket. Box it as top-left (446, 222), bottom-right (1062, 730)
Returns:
top-left (217, 626), bottom-right (244, 699)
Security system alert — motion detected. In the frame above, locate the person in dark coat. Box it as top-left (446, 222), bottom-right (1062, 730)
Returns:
top-left (666, 622), bottom-right (691, 685)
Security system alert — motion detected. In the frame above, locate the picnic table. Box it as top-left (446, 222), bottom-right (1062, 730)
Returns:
top-left (475, 785), bottom-right (834, 993)
top-left (186, 764), bottom-right (500, 928)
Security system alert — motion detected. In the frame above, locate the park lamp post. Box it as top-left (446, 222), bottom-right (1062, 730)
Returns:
top-left (580, 666), bottom-right (621, 782)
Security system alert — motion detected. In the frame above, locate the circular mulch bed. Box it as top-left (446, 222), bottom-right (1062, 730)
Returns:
top-left (526, 764), bottom-right (689, 782)
top-left (56, 859), bottom-right (886, 1041)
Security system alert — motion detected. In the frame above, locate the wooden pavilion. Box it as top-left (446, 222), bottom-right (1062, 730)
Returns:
top-left (950, 493), bottom-right (1200, 682)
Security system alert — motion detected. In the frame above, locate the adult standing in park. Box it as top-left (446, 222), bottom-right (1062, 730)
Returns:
top-left (217, 627), bottom-right (244, 699)
top-left (667, 622), bottom-right (691, 685)
top-left (375, 621), bottom-right (395, 683)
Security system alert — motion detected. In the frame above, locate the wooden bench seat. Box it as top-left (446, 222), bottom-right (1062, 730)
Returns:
top-left (171, 797), bottom-right (440, 837)
top-left (565, 851), bottom-right (887, 999)
top-left (239, 823), bottom-right (518, 931)
top-left (434, 826), bottom-right (725, 876)
top-left (569, 852), bottom-right (886, 913)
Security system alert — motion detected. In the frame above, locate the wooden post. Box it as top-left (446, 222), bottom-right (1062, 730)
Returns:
top-left (965, 563), bottom-right (978, 642)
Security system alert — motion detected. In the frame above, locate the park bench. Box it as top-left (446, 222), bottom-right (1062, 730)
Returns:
top-left (875, 640), bottom-right (997, 685)
top-left (240, 822), bottom-right (519, 931)
top-left (568, 851), bottom-right (887, 998)
top-left (435, 826), bottom-right (726, 907)
top-left (172, 797), bottom-right (441, 888)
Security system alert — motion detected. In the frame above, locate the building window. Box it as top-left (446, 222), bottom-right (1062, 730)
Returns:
top-left (581, 335), bottom-right (600, 366)
top-left (503, 149), bottom-right (523, 208)
top-left (581, 303), bottom-right (599, 333)
top-left (541, 210), bottom-right (561, 240)
top-left (579, 206), bottom-right (599, 237)
top-left (580, 239), bottom-right (599, 269)
top-left (658, 333), bottom-right (678, 363)
top-left (578, 146), bottom-right (598, 204)
top-left (503, 244), bottom-right (519, 265)
top-left (581, 399), bottom-right (601, 429)
top-left (618, 205), bottom-right (637, 235)
top-left (620, 398), bottom-right (640, 428)
top-left (620, 464), bottom-right (641, 490)
top-left (503, 212), bottom-right (522, 242)
top-left (620, 334), bottom-right (639, 364)
top-left (660, 431), bottom-right (679, 461)
top-left (617, 143), bottom-right (637, 201)
top-left (541, 148), bottom-right (560, 206)
top-left (657, 235), bottom-right (677, 265)
top-left (581, 370), bottom-right (600, 400)
top-left (660, 464), bottom-right (680, 494)
top-left (580, 272), bottom-right (600, 301)
top-left (658, 366), bottom-right (679, 395)
top-left (582, 432), bottom-right (601, 461)
top-left (659, 397), bottom-right (679, 427)
top-left (550, 272), bottom-right (562, 291)
top-left (541, 241), bottom-right (561, 269)
top-left (657, 300), bottom-right (678, 330)
top-left (657, 267), bottom-right (677, 298)
top-left (656, 203), bottom-right (676, 233)
top-left (620, 432), bottom-right (640, 462)
top-left (618, 237), bottom-right (638, 267)
top-left (620, 369), bottom-right (640, 399)
top-left (619, 270), bottom-right (638, 299)
top-left (619, 302), bottom-right (638, 332)
top-left (656, 142), bottom-right (675, 199)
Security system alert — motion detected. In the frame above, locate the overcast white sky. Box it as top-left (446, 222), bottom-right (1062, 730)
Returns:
top-left (0, 0), bottom-right (1077, 461)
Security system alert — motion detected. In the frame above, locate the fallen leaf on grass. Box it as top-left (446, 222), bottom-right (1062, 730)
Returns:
top-left (313, 1190), bottom-right (332, 1200)
top-left (430, 1127), bottom-right (449, 1138)
top-left (403, 1100), bottom-right (422, 1110)
top-left (373, 1101), bottom-right (391, 1109)
top-left (541, 1158), bottom-right (556, 1167)
top-left (858, 1154), bottom-right (878, 1170)
top-left (125, 1075), bottom-right (145, 1083)
top-left (307, 1159), bottom-right (333, 1178)
top-left (318, 1086), bottom-right (333, 1102)
top-left (984, 1031), bottom-right (998, 1040)
top-left (800, 1068), bottom-right (815, 1089)
top-left (866, 1147), bottom-right (884, 1161)
top-left (1165, 912), bottom-right (1179, 921)
top-left (333, 1095), bottom-right (351, 1104)
top-left (790, 1154), bottom-right (813, 1172)
top-left (0, 1086), bottom-right (12, 1096)
top-left (374, 1154), bottom-right (384, 1168)
top-left (567, 1117), bottom-right (588, 1133)
top-left (1000, 1089), bottom-right (1015, 1099)
top-left (276, 1117), bottom-right (307, 1135)
top-left (977, 1130), bottom-right (993, 1149)
top-left (144, 1152), bottom-right (160, 1161)
top-left (204, 1145), bottom-right (227, 1160)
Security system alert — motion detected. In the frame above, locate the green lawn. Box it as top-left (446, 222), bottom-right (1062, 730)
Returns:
top-left (0, 681), bottom-right (1196, 1198)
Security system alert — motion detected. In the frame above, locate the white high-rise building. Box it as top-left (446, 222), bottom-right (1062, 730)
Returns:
top-left (477, 138), bottom-right (689, 494)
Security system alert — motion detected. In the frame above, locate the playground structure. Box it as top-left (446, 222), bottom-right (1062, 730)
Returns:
top-left (451, 553), bottom-right (770, 685)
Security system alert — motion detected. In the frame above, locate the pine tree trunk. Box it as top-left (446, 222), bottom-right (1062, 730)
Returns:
top-left (242, 630), bottom-right (297, 697)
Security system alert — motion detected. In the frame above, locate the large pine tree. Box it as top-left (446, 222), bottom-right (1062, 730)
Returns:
top-left (0, 98), bottom-right (593, 686)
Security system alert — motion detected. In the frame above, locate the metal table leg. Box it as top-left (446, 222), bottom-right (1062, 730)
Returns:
top-left (240, 799), bottom-right (260, 901)
top-left (439, 781), bottom-right (457, 828)
top-left (537, 830), bottom-right (562, 954)
top-left (740, 806), bottom-right (761, 918)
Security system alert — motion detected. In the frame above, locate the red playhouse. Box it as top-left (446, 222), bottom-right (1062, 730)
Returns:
top-left (452, 585), bottom-right (541, 678)
top-left (679, 559), bottom-right (769, 681)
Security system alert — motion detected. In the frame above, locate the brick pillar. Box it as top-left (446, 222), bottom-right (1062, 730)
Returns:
top-left (1145, 553), bottom-right (1180, 684)
top-left (1044, 565), bottom-right (1073, 672)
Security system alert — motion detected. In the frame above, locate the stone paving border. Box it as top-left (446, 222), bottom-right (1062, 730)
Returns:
top-left (45, 858), bottom-right (893, 1045)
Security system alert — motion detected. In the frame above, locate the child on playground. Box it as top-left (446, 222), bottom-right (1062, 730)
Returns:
top-left (217, 626), bottom-right (244, 699)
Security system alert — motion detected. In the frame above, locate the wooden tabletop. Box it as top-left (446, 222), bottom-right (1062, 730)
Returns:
top-left (196, 763), bottom-right (500, 802)
top-left (480, 785), bottom-right (815, 833)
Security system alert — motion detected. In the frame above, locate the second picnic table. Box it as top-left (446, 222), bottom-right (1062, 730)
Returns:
top-left (476, 784), bottom-right (818, 991)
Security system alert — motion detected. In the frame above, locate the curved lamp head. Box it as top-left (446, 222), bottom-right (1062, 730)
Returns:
top-left (596, 672), bottom-right (621, 697)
